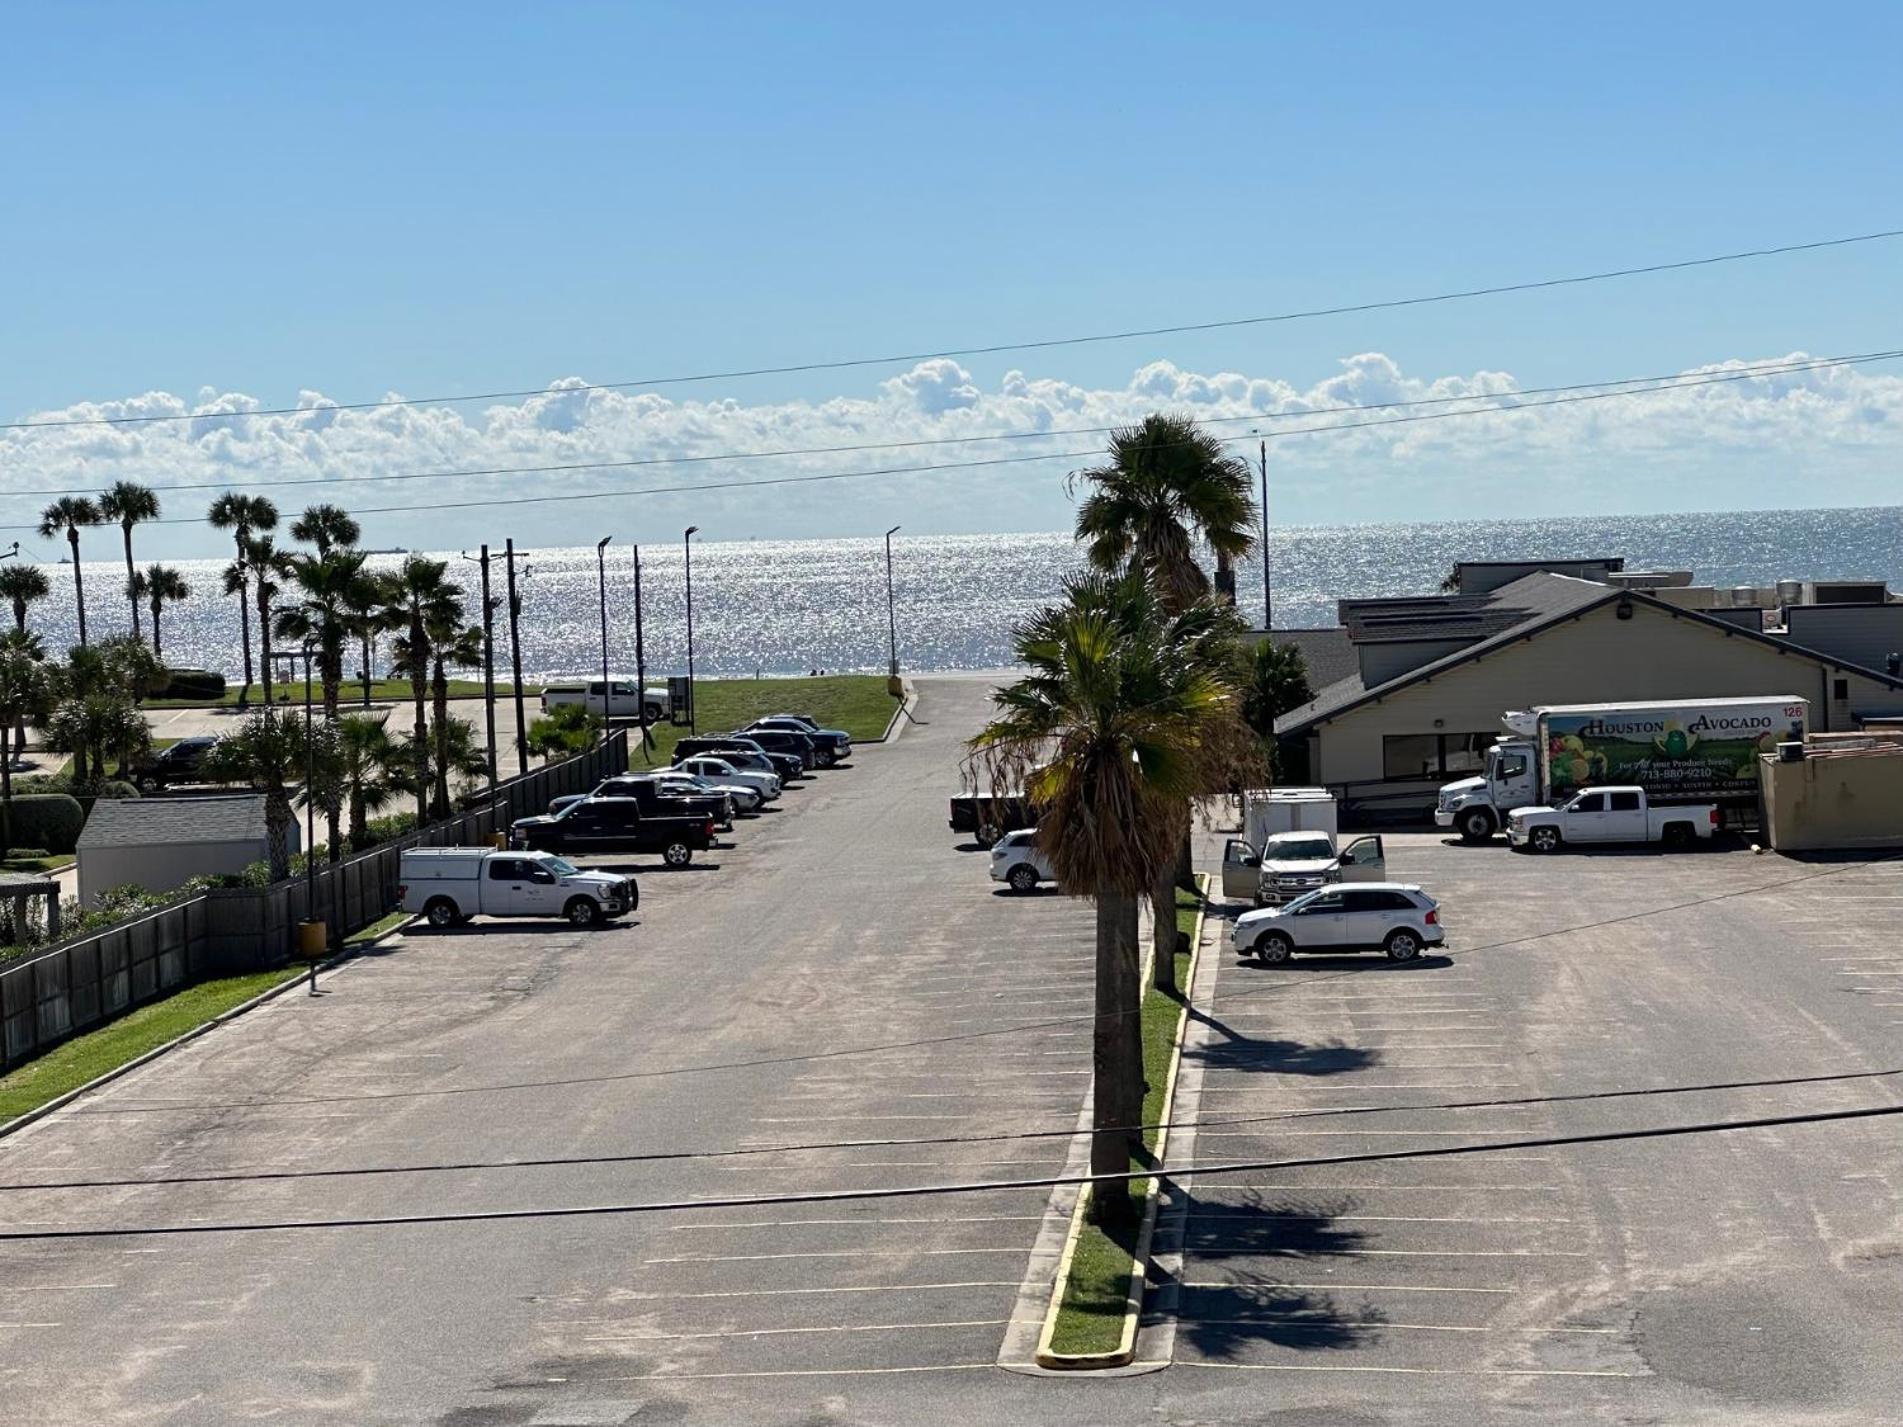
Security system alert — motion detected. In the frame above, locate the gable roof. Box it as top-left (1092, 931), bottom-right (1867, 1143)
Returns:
top-left (1275, 574), bottom-right (1903, 736)
top-left (77, 794), bottom-right (270, 851)
top-left (1262, 627), bottom-right (1359, 691)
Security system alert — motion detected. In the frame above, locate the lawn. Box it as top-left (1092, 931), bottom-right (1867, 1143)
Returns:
top-left (0, 853), bottom-right (74, 874)
top-left (1046, 882), bottom-right (1203, 1358)
top-left (0, 967), bottom-right (301, 1125)
top-left (147, 678), bottom-right (537, 709)
top-left (619, 675), bottom-right (900, 764)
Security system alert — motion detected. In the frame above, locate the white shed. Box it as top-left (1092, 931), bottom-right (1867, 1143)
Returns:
top-left (76, 795), bottom-right (300, 906)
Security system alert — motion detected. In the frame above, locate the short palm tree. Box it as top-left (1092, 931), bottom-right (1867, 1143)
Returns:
top-left (207, 493), bottom-right (278, 701)
top-left (136, 564), bottom-right (191, 657)
top-left (277, 550), bottom-right (372, 855)
top-left (971, 573), bottom-right (1258, 1223)
top-left (201, 712), bottom-right (308, 881)
top-left (429, 621), bottom-right (485, 817)
top-left (344, 571), bottom-right (399, 708)
top-left (290, 503), bottom-right (361, 555)
top-left (0, 564), bottom-right (51, 634)
top-left (0, 633), bottom-right (53, 857)
top-left (38, 496), bottom-right (101, 645)
top-left (384, 557), bottom-right (463, 824)
top-left (98, 480), bottom-right (161, 643)
top-left (44, 639), bottom-right (160, 788)
top-left (336, 714), bottom-right (406, 850)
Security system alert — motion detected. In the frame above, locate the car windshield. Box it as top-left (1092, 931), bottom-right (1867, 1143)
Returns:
top-left (1270, 836), bottom-right (1335, 860)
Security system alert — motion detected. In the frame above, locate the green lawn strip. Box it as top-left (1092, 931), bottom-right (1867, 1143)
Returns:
top-left (1046, 882), bottom-right (1204, 1357)
top-left (0, 968), bottom-right (301, 1125)
top-left (146, 679), bottom-right (536, 709)
top-left (343, 909), bottom-right (412, 948)
top-left (0, 854), bottom-right (75, 873)
top-left (625, 675), bottom-right (899, 765)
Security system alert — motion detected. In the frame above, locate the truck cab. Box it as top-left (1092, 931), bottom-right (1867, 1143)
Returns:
top-left (1436, 740), bottom-right (1537, 841)
top-left (1220, 830), bottom-right (1387, 906)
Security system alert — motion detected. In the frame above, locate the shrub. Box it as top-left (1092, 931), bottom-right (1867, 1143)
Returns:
top-left (156, 668), bottom-right (227, 701)
top-left (6, 848), bottom-right (50, 860)
top-left (9, 794), bottom-right (86, 854)
top-left (355, 811), bottom-right (419, 850)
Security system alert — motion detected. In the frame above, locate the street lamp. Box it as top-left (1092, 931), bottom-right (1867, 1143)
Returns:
top-left (683, 526), bottom-right (699, 734)
top-left (461, 548), bottom-right (500, 810)
top-left (504, 541), bottom-right (530, 777)
top-left (0, 543), bottom-right (18, 563)
top-left (1251, 430), bottom-right (1271, 633)
top-left (271, 640), bottom-right (323, 990)
top-left (883, 526), bottom-right (901, 680)
top-left (596, 535), bottom-right (613, 712)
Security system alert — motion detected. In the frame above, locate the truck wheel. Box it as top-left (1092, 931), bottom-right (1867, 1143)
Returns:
top-left (424, 897), bottom-right (461, 929)
top-left (975, 821), bottom-right (1002, 848)
top-left (1384, 929), bottom-right (1422, 962)
top-left (1529, 826), bottom-right (1561, 854)
top-left (1255, 931), bottom-right (1293, 964)
top-left (565, 897), bottom-right (601, 927)
top-left (1458, 808), bottom-right (1497, 842)
top-left (662, 841), bottom-right (693, 868)
top-left (1661, 822), bottom-right (1694, 849)
top-left (1007, 864), bottom-right (1039, 893)
top-left (816, 747), bottom-right (836, 768)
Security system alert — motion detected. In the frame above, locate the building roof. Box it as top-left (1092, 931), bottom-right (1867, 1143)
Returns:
top-left (76, 794), bottom-right (271, 851)
top-left (1262, 627), bottom-right (1359, 690)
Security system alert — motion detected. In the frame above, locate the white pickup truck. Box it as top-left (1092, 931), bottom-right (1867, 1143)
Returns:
top-left (541, 678), bottom-right (669, 722)
top-left (399, 847), bottom-right (637, 928)
top-left (1505, 787), bottom-right (1719, 853)
top-left (1221, 829), bottom-right (1387, 906)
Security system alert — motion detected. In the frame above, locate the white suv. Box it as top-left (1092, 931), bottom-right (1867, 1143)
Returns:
top-left (1233, 883), bottom-right (1443, 964)
top-left (989, 829), bottom-right (1055, 893)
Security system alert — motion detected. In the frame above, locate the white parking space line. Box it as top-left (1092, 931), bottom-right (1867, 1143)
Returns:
top-left (1186, 1183), bottom-right (1569, 1192)
top-left (1178, 1317), bottom-right (1619, 1335)
top-left (664, 1215), bottom-right (1045, 1231)
top-left (645, 1247), bottom-right (1059, 1264)
top-left (581, 1317), bottom-right (1028, 1343)
top-left (537, 1281), bottom-right (1021, 1312)
top-left (601, 1363), bottom-right (996, 1381)
top-left (1177, 1362), bottom-right (1644, 1378)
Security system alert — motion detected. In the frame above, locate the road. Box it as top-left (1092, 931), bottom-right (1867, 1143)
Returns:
top-left (4, 680), bottom-right (1903, 1425)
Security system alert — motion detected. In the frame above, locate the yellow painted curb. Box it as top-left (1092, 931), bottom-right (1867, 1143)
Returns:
top-left (1033, 873), bottom-right (1208, 1370)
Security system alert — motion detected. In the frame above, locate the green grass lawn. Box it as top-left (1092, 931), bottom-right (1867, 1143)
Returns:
top-left (1047, 882), bottom-right (1203, 1357)
top-left (622, 675), bottom-right (900, 764)
top-left (147, 678), bottom-right (535, 709)
top-left (0, 853), bottom-right (74, 873)
top-left (0, 968), bottom-right (302, 1125)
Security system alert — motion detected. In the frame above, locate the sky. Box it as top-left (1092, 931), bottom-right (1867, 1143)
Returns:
top-left (3, 2), bottom-right (1902, 559)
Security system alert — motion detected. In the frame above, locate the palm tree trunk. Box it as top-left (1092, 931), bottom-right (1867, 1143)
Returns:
top-left (12, 599), bottom-right (24, 633)
top-left (122, 525), bottom-right (141, 641)
top-left (349, 783), bottom-right (367, 852)
top-left (69, 531), bottom-right (87, 646)
top-left (409, 617), bottom-right (430, 826)
top-left (235, 566), bottom-right (253, 707)
top-left (431, 659), bottom-right (451, 818)
top-left (1150, 861), bottom-right (1179, 995)
top-left (150, 599), bottom-right (163, 657)
top-left (265, 787), bottom-right (293, 882)
top-left (1089, 889), bottom-right (1144, 1228)
top-left (257, 587), bottom-right (274, 707)
top-left (1, 724), bottom-right (12, 860)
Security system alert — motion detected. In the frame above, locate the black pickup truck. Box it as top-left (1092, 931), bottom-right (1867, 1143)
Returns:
top-left (548, 775), bottom-right (732, 828)
top-left (948, 791), bottom-right (1039, 848)
top-left (510, 794), bottom-right (717, 867)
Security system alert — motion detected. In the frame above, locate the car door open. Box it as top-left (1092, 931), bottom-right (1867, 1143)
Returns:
top-left (1221, 838), bottom-right (1260, 900)
top-left (1338, 835), bottom-right (1385, 883)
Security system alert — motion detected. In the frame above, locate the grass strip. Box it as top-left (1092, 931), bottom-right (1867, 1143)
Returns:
top-left (1045, 882), bottom-right (1202, 1357)
top-left (0, 968), bottom-right (301, 1125)
top-left (343, 909), bottom-right (412, 948)
top-left (624, 675), bottom-right (900, 764)
top-left (0, 854), bottom-right (74, 873)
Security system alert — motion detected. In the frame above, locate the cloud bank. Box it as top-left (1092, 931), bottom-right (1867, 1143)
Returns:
top-left (4, 350), bottom-right (1900, 556)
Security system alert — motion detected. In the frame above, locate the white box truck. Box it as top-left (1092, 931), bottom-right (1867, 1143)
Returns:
top-left (1436, 696), bottom-right (1808, 841)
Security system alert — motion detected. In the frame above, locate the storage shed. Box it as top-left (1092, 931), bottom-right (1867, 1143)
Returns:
top-left (76, 795), bottom-right (298, 906)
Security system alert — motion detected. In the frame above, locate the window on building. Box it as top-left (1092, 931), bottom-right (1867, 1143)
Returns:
top-left (1382, 732), bottom-right (1502, 780)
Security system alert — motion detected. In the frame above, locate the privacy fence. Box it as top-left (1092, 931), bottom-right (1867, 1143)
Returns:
top-left (0, 732), bottom-right (629, 1073)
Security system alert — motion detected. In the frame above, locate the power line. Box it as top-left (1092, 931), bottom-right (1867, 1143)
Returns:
top-left (1, 1099), bottom-right (1897, 1241)
top-left (5, 348), bottom-right (1886, 503)
top-left (6, 227), bottom-right (1900, 433)
top-left (8, 348), bottom-right (1898, 535)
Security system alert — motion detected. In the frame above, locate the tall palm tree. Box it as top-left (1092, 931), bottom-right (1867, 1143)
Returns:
top-left (135, 564), bottom-right (192, 657)
top-left (0, 564), bottom-right (51, 634)
top-left (384, 557), bottom-right (462, 824)
top-left (290, 503), bottom-right (361, 555)
top-left (98, 480), bottom-right (161, 643)
top-left (0, 631), bottom-right (52, 858)
top-left (207, 494), bottom-right (278, 703)
top-left (971, 573), bottom-right (1257, 1224)
top-left (241, 535), bottom-right (293, 708)
top-left (37, 496), bottom-right (101, 646)
top-left (1071, 413), bottom-right (1260, 986)
top-left (277, 549), bottom-right (371, 856)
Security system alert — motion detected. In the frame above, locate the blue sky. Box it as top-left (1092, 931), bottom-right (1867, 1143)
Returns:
top-left (3, 3), bottom-right (1902, 556)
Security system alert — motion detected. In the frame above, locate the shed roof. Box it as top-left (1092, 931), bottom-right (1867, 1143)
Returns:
top-left (76, 794), bottom-right (271, 851)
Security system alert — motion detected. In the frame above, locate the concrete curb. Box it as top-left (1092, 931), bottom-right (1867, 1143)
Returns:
top-left (0, 914), bottom-right (417, 1143)
top-left (1029, 874), bottom-right (1207, 1372)
top-left (876, 677), bottom-right (918, 744)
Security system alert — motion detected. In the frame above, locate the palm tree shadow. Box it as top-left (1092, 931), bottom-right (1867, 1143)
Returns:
top-left (1184, 1008), bottom-right (1381, 1077)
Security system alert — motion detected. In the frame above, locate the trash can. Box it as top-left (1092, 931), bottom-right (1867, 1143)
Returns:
top-left (297, 920), bottom-right (327, 959)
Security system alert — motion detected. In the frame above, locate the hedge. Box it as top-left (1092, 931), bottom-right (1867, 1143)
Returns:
top-left (7, 794), bottom-right (86, 854)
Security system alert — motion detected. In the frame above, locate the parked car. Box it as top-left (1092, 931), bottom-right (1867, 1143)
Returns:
top-left (988, 829), bottom-right (1054, 892)
top-left (672, 735), bottom-right (804, 782)
top-left (131, 736), bottom-right (221, 791)
top-left (731, 726), bottom-right (817, 770)
top-left (541, 678), bottom-right (669, 722)
top-left (747, 715), bottom-right (851, 766)
top-left (510, 796), bottom-right (716, 867)
top-left (948, 791), bottom-right (1039, 848)
top-left (652, 768), bottom-right (762, 815)
top-left (548, 775), bottom-right (731, 829)
top-left (1506, 786), bottom-right (1719, 852)
top-left (399, 847), bottom-right (635, 929)
top-left (674, 754), bottom-right (780, 803)
top-left (1233, 883), bottom-right (1443, 964)
top-left (1220, 830), bottom-right (1388, 906)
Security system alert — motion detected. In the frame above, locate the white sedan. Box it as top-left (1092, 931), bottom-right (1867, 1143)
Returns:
top-left (676, 754), bottom-right (781, 802)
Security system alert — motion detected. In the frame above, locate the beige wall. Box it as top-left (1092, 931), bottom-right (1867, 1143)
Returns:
top-left (1312, 599), bottom-right (1903, 786)
top-left (1762, 749), bottom-right (1903, 850)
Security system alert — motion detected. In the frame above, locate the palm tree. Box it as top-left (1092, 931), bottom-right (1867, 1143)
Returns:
top-left (0, 632), bottom-right (52, 858)
top-left (277, 550), bottom-right (371, 857)
top-left (136, 564), bottom-right (191, 657)
top-left (201, 713), bottom-right (308, 881)
top-left (345, 571), bottom-right (399, 708)
top-left (241, 535), bottom-right (293, 708)
top-left (0, 564), bottom-right (51, 634)
top-left (384, 557), bottom-right (462, 824)
top-left (38, 496), bottom-right (102, 646)
top-left (207, 494), bottom-right (278, 703)
top-left (44, 639), bottom-right (161, 789)
top-left (971, 573), bottom-right (1258, 1224)
top-left (336, 714), bottom-right (406, 849)
top-left (289, 503), bottom-right (361, 555)
top-left (429, 621), bottom-right (485, 817)
top-left (1071, 413), bottom-right (1260, 986)
top-left (98, 481), bottom-right (161, 643)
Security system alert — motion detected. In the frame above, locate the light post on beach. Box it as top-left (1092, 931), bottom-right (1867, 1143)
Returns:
top-left (595, 536), bottom-right (613, 714)
top-left (683, 527), bottom-right (699, 733)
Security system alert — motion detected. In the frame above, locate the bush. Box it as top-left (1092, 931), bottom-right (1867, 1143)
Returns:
top-left (156, 668), bottom-right (227, 701)
top-left (8, 794), bottom-right (86, 854)
top-left (354, 811), bottom-right (419, 850)
top-left (5, 848), bottom-right (51, 861)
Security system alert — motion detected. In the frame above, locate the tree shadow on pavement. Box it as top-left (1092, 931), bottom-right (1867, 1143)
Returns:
top-left (1183, 1009), bottom-right (1381, 1078)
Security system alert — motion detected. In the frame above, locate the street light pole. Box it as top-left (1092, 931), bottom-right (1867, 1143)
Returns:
top-left (1258, 437), bottom-right (1272, 634)
top-left (596, 535), bottom-right (613, 717)
top-left (504, 540), bottom-right (528, 776)
top-left (478, 547), bottom-right (498, 807)
top-left (631, 545), bottom-right (650, 763)
top-left (683, 526), bottom-right (699, 734)
top-left (884, 525), bottom-right (901, 679)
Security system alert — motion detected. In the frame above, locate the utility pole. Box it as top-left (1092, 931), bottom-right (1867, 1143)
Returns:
top-left (1259, 437), bottom-right (1273, 634)
top-left (479, 545), bottom-right (498, 807)
top-left (504, 540), bottom-right (528, 776)
top-left (596, 536), bottom-right (613, 717)
top-left (684, 526), bottom-right (699, 734)
top-left (631, 545), bottom-right (651, 763)
top-left (884, 525), bottom-right (901, 682)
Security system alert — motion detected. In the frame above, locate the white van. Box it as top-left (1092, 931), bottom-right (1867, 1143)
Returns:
top-left (398, 847), bottom-right (635, 928)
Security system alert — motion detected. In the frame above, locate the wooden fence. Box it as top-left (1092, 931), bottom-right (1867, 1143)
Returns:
top-left (0, 732), bottom-right (628, 1072)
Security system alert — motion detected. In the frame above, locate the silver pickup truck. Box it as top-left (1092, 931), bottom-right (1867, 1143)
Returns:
top-left (1506, 786), bottom-right (1718, 852)
top-left (1221, 830), bottom-right (1388, 906)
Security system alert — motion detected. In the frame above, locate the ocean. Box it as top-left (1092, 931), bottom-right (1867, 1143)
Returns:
top-left (23, 505), bottom-right (1903, 682)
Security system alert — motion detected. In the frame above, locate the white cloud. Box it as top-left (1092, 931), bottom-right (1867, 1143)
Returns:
top-left (4, 350), bottom-right (1901, 555)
